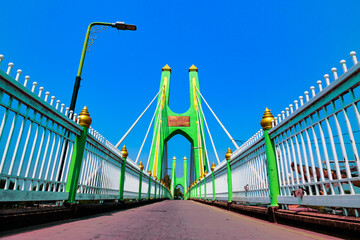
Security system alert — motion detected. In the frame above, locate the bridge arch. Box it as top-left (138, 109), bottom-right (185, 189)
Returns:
top-left (148, 64), bottom-right (209, 191)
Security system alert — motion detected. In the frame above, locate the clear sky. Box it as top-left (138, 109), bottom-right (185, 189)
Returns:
top-left (1, 1), bottom-right (360, 183)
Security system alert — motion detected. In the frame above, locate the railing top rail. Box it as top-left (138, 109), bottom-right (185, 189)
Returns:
top-left (0, 69), bottom-right (82, 134)
top-left (269, 61), bottom-right (360, 137)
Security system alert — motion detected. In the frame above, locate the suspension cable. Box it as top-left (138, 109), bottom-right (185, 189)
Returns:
top-left (195, 102), bottom-right (211, 170)
top-left (195, 86), bottom-right (239, 149)
top-left (145, 115), bottom-right (161, 172)
top-left (115, 86), bottom-right (164, 148)
top-left (196, 93), bottom-right (220, 165)
top-left (135, 98), bottom-right (161, 164)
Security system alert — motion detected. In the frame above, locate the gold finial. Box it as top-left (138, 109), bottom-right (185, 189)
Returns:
top-left (78, 106), bottom-right (92, 127)
top-left (155, 176), bottom-right (157, 180)
top-left (121, 145), bottom-right (128, 158)
top-left (260, 108), bottom-right (275, 130)
top-left (183, 156), bottom-right (187, 161)
top-left (189, 65), bottom-right (198, 72)
top-left (139, 161), bottom-right (144, 171)
top-left (225, 148), bottom-right (232, 160)
top-left (148, 170), bottom-right (152, 176)
top-left (211, 162), bottom-right (216, 172)
top-left (204, 170), bottom-right (208, 175)
top-left (173, 156), bottom-right (176, 161)
top-left (162, 64), bottom-right (171, 73)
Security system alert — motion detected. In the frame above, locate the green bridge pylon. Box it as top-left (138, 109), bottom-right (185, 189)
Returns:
top-left (148, 65), bottom-right (208, 198)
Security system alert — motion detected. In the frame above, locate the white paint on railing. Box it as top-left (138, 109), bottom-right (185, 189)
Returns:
top-left (331, 67), bottom-right (338, 80)
top-left (350, 51), bottom-right (358, 64)
top-left (340, 59), bottom-right (347, 73)
top-left (6, 62), bottom-right (14, 75)
top-left (15, 69), bottom-right (22, 81)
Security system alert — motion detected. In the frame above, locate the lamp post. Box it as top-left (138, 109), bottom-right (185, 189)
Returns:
top-left (70, 21), bottom-right (136, 113)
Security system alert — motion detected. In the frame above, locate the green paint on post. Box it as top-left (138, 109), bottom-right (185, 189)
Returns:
top-left (211, 172), bottom-right (215, 201)
top-left (148, 175), bottom-right (151, 199)
top-left (204, 177), bottom-right (207, 200)
top-left (226, 159), bottom-right (233, 203)
top-left (154, 180), bottom-right (157, 199)
top-left (261, 108), bottom-right (280, 207)
top-left (264, 130), bottom-right (280, 207)
top-left (65, 126), bottom-right (89, 203)
top-left (138, 171), bottom-right (143, 200)
top-left (119, 146), bottom-right (128, 201)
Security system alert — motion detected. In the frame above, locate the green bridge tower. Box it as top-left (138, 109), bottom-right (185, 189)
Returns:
top-left (148, 64), bottom-right (208, 199)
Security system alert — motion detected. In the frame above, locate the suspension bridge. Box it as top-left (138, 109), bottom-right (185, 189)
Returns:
top-left (0, 49), bottom-right (359, 238)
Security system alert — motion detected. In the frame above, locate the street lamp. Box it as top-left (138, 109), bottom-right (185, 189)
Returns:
top-left (69, 21), bottom-right (136, 113)
top-left (57, 22), bottom-right (136, 184)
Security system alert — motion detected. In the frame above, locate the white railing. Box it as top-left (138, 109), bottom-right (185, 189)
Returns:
top-left (190, 51), bottom-right (360, 216)
top-left (269, 52), bottom-right (360, 210)
top-left (0, 54), bottom-right (171, 202)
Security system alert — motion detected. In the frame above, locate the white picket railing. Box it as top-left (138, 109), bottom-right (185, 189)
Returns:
top-left (270, 53), bottom-right (360, 211)
top-left (0, 54), bottom-right (171, 202)
top-left (190, 51), bottom-right (360, 216)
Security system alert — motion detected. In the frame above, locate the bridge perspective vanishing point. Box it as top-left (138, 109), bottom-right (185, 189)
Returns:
top-left (0, 49), bottom-right (359, 238)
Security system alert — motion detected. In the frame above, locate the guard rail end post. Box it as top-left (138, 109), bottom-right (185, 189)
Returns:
top-left (65, 106), bottom-right (92, 204)
top-left (261, 108), bottom-right (280, 222)
top-left (119, 145), bottom-right (128, 201)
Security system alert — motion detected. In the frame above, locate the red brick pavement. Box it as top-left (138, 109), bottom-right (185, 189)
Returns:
top-left (0, 200), bottom-right (340, 240)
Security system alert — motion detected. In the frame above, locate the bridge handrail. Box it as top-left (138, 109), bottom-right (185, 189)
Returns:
top-left (0, 57), bottom-right (171, 202)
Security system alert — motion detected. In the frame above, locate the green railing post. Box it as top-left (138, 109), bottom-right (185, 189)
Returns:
top-left (170, 156), bottom-right (176, 200)
top-left (261, 108), bottom-right (280, 207)
top-left (138, 161), bottom-right (144, 201)
top-left (119, 145), bottom-right (128, 201)
top-left (225, 148), bottom-right (233, 203)
top-left (65, 107), bottom-right (92, 203)
top-left (211, 162), bottom-right (216, 201)
top-left (199, 177), bottom-right (202, 199)
top-left (148, 170), bottom-right (152, 199)
top-left (196, 181), bottom-right (199, 199)
top-left (203, 171), bottom-right (207, 200)
top-left (154, 177), bottom-right (157, 199)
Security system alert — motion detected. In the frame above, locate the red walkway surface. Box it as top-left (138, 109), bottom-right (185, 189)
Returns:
top-left (1, 200), bottom-right (339, 240)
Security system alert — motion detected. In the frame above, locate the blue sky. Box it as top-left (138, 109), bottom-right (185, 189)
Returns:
top-left (1, 1), bottom-right (360, 183)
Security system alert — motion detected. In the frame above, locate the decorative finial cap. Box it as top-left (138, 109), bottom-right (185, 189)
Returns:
top-left (173, 156), bottom-right (176, 161)
top-left (148, 170), bottom-right (152, 176)
top-left (260, 108), bottom-right (275, 130)
top-left (121, 145), bottom-right (128, 158)
top-left (189, 65), bottom-right (198, 72)
top-left (225, 148), bottom-right (232, 160)
top-left (139, 161), bottom-right (144, 171)
top-left (211, 162), bottom-right (216, 172)
top-left (204, 170), bottom-right (208, 175)
top-left (183, 156), bottom-right (187, 161)
top-left (79, 106), bottom-right (92, 127)
top-left (155, 176), bottom-right (157, 180)
top-left (162, 64), bottom-right (171, 73)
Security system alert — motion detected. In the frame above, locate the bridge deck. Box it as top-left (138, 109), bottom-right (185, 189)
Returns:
top-left (1, 200), bottom-right (339, 240)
